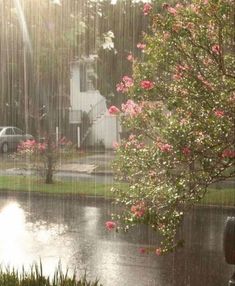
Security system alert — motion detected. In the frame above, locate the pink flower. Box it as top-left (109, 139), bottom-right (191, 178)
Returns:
top-left (137, 43), bottom-right (146, 50)
top-left (211, 44), bottom-right (221, 55)
top-left (131, 202), bottom-right (145, 218)
top-left (167, 6), bottom-right (177, 15)
top-left (122, 76), bottom-right (134, 88)
top-left (139, 247), bottom-right (146, 254)
top-left (121, 100), bottom-right (142, 117)
top-left (143, 3), bottom-right (152, 15)
top-left (173, 73), bottom-right (183, 80)
top-left (112, 141), bottom-right (119, 149)
top-left (155, 248), bottom-right (162, 256)
top-left (214, 110), bottom-right (224, 118)
top-left (108, 106), bottom-right (120, 115)
top-left (116, 82), bottom-right (128, 93)
top-left (127, 53), bottom-right (134, 62)
top-left (116, 76), bottom-right (134, 93)
top-left (197, 74), bottom-right (214, 90)
top-left (222, 149), bottom-right (235, 158)
top-left (157, 142), bottom-right (173, 153)
top-left (182, 147), bottom-right (191, 156)
top-left (203, 57), bottom-right (213, 66)
top-left (105, 221), bottom-right (116, 231)
top-left (140, 80), bottom-right (155, 90)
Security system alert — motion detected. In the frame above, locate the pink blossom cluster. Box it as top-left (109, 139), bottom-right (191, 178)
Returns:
top-left (197, 74), bottom-right (214, 90)
top-left (105, 221), bottom-right (116, 231)
top-left (17, 139), bottom-right (46, 154)
top-left (211, 44), bottom-right (221, 55)
top-left (157, 142), bottom-right (173, 153)
top-left (214, 110), bottom-right (224, 118)
top-left (112, 141), bottom-right (119, 149)
top-left (116, 76), bottom-right (134, 93)
top-left (182, 147), bottom-right (191, 156)
top-left (173, 64), bottom-right (190, 80)
top-left (127, 53), bottom-right (134, 62)
top-left (155, 248), bottom-right (162, 256)
top-left (137, 43), bottom-right (146, 50)
top-left (126, 134), bottom-right (145, 149)
top-left (139, 247), bottom-right (162, 256)
top-left (131, 201), bottom-right (145, 218)
top-left (121, 100), bottom-right (142, 117)
top-left (108, 106), bottom-right (120, 115)
top-left (162, 3), bottom-right (177, 15)
top-left (222, 149), bottom-right (235, 158)
top-left (143, 3), bottom-right (152, 15)
top-left (58, 136), bottom-right (72, 147)
top-left (140, 80), bottom-right (155, 90)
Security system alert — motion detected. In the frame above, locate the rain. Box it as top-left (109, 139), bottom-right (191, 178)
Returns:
top-left (0, 0), bottom-right (234, 285)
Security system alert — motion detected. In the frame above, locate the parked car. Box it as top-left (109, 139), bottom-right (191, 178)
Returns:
top-left (0, 126), bottom-right (34, 153)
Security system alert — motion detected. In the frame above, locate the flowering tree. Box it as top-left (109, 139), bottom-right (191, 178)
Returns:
top-left (108, 0), bottom-right (235, 255)
top-left (17, 136), bottom-right (73, 184)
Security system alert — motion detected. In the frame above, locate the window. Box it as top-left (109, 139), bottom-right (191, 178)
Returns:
top-left (5, 128), bottom-right (14, 135)
top-left (13, 128), bottom-right (24, 135)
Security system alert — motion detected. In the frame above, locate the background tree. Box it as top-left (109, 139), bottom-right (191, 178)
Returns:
top-left (0, 0), bottom-right (98, 136)
top-left (110, 0), bottom-right (235, 254)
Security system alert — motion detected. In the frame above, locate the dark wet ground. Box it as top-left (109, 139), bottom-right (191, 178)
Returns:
top-left (0, 193), bottom-right (234, 286)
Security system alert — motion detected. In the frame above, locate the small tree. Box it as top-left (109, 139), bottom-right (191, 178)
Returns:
top-left (17, 136), bottom-right (73, 184)
top-left (109, 0), bottom-right (235, 255)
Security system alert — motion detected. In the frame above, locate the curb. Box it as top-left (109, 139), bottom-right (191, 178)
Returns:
top-left (0, 188), bottom-right (114, 203)
top-left (0, 188), bottom-right (234, 209)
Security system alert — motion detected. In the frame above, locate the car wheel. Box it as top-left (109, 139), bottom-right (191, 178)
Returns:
top-left (1, 142), bottom-right (9, 153)
top-left (224, 216), bottom-right (235, 264)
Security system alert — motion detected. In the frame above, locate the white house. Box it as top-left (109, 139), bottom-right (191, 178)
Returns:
top-left (69, 56), bottom-right (121, 149)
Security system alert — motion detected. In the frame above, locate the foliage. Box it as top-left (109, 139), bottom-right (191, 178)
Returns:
top-left (0, 0), bottom-right (99, 133)
top-left (0, 263), bottom-right (102, 286)
top-left (16, 136), bottom-right (74, 184)
top-left (110, 0), bottom-right (235, 255)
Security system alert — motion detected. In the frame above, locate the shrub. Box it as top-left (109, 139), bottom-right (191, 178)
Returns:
top-left (16, 136), bottom-right (74, 184)
top-left (109, 0), bottom-right (235, 255)
top-left (0, 264), bottom-right (102, 286)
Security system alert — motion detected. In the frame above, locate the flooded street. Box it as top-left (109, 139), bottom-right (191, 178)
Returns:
top-left (0, 193), bottom-right (234, 286)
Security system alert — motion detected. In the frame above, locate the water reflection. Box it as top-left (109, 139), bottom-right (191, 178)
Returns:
top-left (0, 195), bottom-right (234, 286)
top-left (0, 202), bottom-right (28, 266)
top-left (0, 200), bottom-right (70, 274)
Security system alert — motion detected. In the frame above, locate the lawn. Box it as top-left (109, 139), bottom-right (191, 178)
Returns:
top-left (0, 176), bottom-right (114, 198)
top-left (0, 175), bottom-right (234, 206)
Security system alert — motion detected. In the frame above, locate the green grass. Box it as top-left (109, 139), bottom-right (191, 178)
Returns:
top-left (0, 176), bottom-right (114, 198)
top-left (0, 263), bottom-right (102, 286)
top-left (0, 175), bottom-right (234, 206)
top-left (200, 187), bottom-right (235, 206)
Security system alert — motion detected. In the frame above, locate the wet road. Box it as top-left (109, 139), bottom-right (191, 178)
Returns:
top-left (0, 193), bottom-right (234, 286)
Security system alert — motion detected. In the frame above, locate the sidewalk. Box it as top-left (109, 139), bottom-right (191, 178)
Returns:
top-left (0, 151), bottom-right (115, 176)
top-left (63, 151), bottom-right (115, 175)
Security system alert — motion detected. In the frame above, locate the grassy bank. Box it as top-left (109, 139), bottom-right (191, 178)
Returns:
top-left (0, 176), bottom-right (114, 197)
top-left (0, 175), bottom-right (234, 206)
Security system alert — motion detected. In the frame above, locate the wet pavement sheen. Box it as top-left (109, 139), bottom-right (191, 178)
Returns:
top-left (0, 193), bottom-right (234, 286)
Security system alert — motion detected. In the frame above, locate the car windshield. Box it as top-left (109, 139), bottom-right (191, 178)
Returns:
top-left (0, 128), bottom-right (3, 133)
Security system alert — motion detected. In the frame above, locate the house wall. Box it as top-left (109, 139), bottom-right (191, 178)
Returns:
top-left (70, 61), bottom-right (121, 149)
top-left (88, 113), bottom-right (120, 149)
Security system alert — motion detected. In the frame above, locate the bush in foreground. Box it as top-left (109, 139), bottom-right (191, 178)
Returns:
top-left (0, 264), bottom-right (102, 286)
top-left (109, 0), bottom-right (235, 255)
